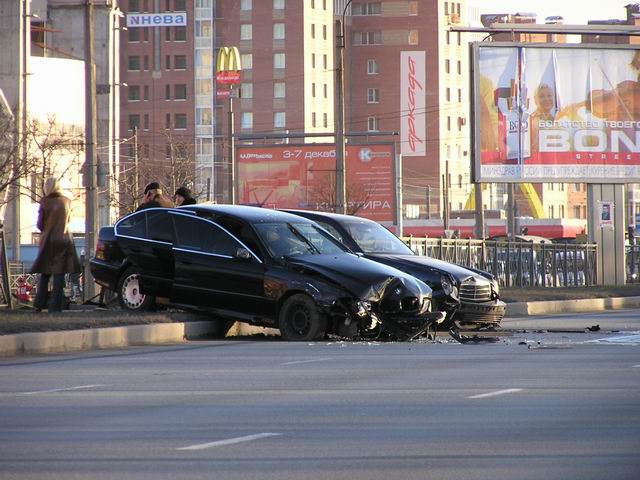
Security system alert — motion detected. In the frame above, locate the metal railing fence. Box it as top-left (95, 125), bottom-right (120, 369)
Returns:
top-left (402, 237), bottom-right (599, 288)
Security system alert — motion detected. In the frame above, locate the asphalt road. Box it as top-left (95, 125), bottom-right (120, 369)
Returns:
top-left (0, 310), bottom-right (639, 480)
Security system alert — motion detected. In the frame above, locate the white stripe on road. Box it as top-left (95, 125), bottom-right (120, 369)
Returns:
top-left (467, 388), bottom-right (523, 399)
top-left (586, 334), bottom-right (640, 346)
top-left (19, 384), bottom-right (106, 396)
top-left (634, 365), bottom-right (640, 368)
top-left (282, 357), bottom-right (333, 366)
top-left (177, 433), bottom-right (282, 451)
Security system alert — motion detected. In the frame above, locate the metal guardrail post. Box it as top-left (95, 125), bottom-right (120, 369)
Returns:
top-left (552, 244), bottom-right (558, 287)
top-left (506, 243), bottom-right (511, 288)
top-left (563, 242), bottom-right (568, 287)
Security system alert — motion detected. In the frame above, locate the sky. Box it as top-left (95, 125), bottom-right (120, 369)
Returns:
top-left (467, 0), bottom-right (631, 25)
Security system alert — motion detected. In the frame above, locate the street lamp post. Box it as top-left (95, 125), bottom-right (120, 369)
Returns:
top-left (334, 0), bottom-right (352, 215)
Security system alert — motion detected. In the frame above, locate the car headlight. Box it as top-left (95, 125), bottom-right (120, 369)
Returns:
top-left (490, 278), bottom-right (500, 296)
top-left (440, 275), bottom-right (454, 296)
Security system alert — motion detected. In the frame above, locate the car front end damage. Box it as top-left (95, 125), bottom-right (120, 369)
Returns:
top-left (323, 276), bottom-right (446, 341)
top-left (452, 275), bottom-right (506, 328)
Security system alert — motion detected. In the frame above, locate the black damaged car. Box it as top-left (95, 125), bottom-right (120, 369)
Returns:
top-left (90, 205), bottom-right (445, 341)
top-left (283, 210), bottom-right (506, 332)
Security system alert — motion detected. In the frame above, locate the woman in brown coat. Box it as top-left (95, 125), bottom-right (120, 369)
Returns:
top-left (31, 177), bottom-right (81, 312)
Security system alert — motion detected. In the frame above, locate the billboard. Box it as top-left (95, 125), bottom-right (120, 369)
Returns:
top-left (237, 144), bottom-right (395, 222)
top-left (473, 43), bottom-right (640, 183)
top-left (400, 51), bottom-right (426, 156)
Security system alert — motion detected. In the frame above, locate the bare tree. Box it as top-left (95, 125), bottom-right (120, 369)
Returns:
top-left (307, 171), bottom-right (376, 215)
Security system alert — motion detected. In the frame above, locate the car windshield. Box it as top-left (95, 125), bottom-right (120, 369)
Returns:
top-left (343, 220), bottom-right (414, 254)
top-left (255, 222), bottom-right (348, 257)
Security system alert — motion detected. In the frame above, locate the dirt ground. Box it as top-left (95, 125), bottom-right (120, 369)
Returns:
top-left (1, 285), bottom-right (639, 336)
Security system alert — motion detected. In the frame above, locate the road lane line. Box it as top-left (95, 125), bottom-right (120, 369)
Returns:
top-left (633, 365), bottom-right (640, 368)
top-left (177, 433), bottom-right (282, 451)
top-left (19, 384), bottom-right (106, 395)
top-left (467, 388), bottom-right (523, 399)
top-left (282, 357), bottom-right (333, 366)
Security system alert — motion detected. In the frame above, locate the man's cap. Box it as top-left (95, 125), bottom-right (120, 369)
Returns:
top-left (144, 182), bottom-right (160, 194)
top-left (174, 186), bottom-right (192, 198)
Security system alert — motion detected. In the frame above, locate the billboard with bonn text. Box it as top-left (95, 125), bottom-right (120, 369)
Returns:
top-left (237, 144), bottom-right (395, 222)
top-left (473, 43), bottom-right (640, 183)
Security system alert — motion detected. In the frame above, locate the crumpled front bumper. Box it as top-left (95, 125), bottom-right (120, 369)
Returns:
top-left (454, 299), bottom-right (506, 325)
top-left (381, 311), bottom-right (447, 340)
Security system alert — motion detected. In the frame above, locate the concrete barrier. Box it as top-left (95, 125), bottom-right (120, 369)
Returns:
top-left (505, 296), bottom-right (640, 317)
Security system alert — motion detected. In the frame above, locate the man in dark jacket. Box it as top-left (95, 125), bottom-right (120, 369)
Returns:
top-left (136, 182), bottom-right (173, 211)
top-left (174, 186), bottom-right (197, 206)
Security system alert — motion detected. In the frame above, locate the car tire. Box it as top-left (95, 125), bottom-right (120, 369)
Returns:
top-left (279, 294), bottom-right (327, 341)
top-left (117, 267), bottom-right (155, 311)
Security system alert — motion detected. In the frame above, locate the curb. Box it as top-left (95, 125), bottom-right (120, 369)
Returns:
top-left (505, 296), bottom-right (640, 317)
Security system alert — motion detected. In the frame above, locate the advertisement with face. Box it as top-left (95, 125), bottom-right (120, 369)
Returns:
top-left (237, 144), bottom-right (395, 222)
top-left (474, 44), bottom-right (640, 183)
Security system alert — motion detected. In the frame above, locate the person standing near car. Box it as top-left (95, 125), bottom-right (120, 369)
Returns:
top-left (174, 186), bottom-right (196, 206)
top-left (31, 176), bottom-right (81, 313)
top-left (136, 182), bottom-right (173, 211)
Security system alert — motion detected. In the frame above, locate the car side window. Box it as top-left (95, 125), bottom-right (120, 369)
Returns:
top-left (212, 216), bottom-right (264, 260)
top-left (117, 212), bottom-right (146, 238)
top-left (173, 215), bottom-right (240, 257)
top-left (317, 220), bottom-right (344, 243)
top-left (146, 210), bottom-right (175, 243)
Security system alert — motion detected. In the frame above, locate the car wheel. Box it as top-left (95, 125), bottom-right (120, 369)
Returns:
top-left (279, 294), bottom-right (327, 341)
top-left (117, 267), bottom-right (154, 311)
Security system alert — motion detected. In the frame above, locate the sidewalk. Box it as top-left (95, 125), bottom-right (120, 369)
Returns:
top-left (1, 296), bottom-right (639, 357)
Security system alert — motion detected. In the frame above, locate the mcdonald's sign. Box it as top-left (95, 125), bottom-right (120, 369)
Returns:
top-left (216, 47), bottom-right (242, 85)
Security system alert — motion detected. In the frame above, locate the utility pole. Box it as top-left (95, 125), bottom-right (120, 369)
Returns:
top-left (228, 88), bottom-right (235, 204)
top-left (425, 185), bottom-right (431, 219)
top-left (474, 183), bottom-right (485, 239)
top-left (395, 153), bottom-right (403, 237)
top-left (84, 0), bottom-right (98, 301)
top-left (133, 127), bottom-right (139, 210)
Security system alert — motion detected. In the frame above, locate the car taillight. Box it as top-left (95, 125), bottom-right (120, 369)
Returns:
top-left (95, 240), bottom-right (106, 260)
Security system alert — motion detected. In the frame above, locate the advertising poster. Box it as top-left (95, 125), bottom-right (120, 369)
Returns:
top-left (237, 144), bottom-right (395, 222)
top-left (474, 44), bottom-right (640, 182)
top-left (599, 201), bottom-right (614, 228)
top-left (400, 51), bottom-right (426, 157)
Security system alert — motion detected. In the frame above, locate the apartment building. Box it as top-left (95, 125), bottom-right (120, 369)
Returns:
top-left (347, 0), bottom-right (470, 219)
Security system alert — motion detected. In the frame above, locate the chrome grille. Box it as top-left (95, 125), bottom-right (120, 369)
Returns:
top-left (459, 279), bottom-right (492, 303)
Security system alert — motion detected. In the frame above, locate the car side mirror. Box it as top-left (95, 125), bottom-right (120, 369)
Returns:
top-left (234, 247), bottom-right (252, 262)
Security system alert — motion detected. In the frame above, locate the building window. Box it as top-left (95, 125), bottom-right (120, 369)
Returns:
top-left (128, 85), bottom-right (141, 101)
top-left (165, 55), bottom-right (171, 70)
top-left (408, 30), bottom-right (419, 45)
top-left (241, 0), bottom-right (251, 10)
top-left (311, 24), bottom-right (315, 39)
top-left (312, 112), bottom-right (316, 127)
top-left (322, 24), bottom-right (327, 40)
top-left (312, 83), bottom-right (316, 97)
top-left (175, 113), bottom-right (187, 130)
top-left (323, 0), bottom-right (326, 9)
top-left (367, 59), bottom-right (379, 74)
top-left (174, 26), bottom-right (186, 41)
top-left (457, 60), bottom-right (461, 74)
top-left (143, 114), bottom-right (149, 130)
top-left (323, 54), bottom-right (327, 69)
top-left (323, 113), bottom-right (328, 128)
top-left (128, 55), bottom-right (140, 71)
top-left (196, 79), bottom-right (212, 95)
top-left (274, 112), bottom-right (286, 128)
top-left (574, 183), bottom-right (581, 192)
top-left (166, 27), bottom-right (171, 41)
top-left (368, 116), bottom-right (379, 131)
top-left (353, 31), bottom-right (382, 45)
top-left (129, 114), bottom-right (141, 131)
top-left (241, 82), bottom-right (253, 99)
top-left (447, 116), bottom-right (451, 130)
top-left (446, 31), bottom-right (450, 44)
top-left (196, 107), bottom-right (212, 125)
top-left (175, 84), bottom-right (187, 100)
top-left (143, 56), bottom-right (149, 70)
top-left (458, 89), bottom-right (462, 102)
top-left (143, 85), bottom-right (149, 100)
top-left (196, 20), bottom-right (212, 38)
top-left (240, 24), bottom-right (252, 40)
top-left (409, 1), bottom-right (418, 15)
top-left (273, 0), bottom-right (285, 9)
top-left (241, 53), bottom-right (253, 69)
top-left (129, 0), bottom-right (140, 12)
top-left (446, 88), bottom-right (450, 102)
top-left (549, 205), bottom-right (554, 218)
top-left (273, 23), bottom-right (285, 40)
top-left (165, 84), bottom-right (171, 100)
top-left (165, 113), bottom-right (171, 129)
top-left (274, 82), bottom-right (286, 98)
top-left (128, 29), bottom-right (140, 42)
top-left (174, 55), bottom-right (187, 70)
top-left (367, 88), bottom-right (379, 103)
top-left (458, 175), bottom-right (463, 189)
top-left (574, 206), bottom-right (581, 218)
top-left (445, 59), bottom-right (450, 73)
top-left (175, 0), bottom-right (185, 10)
top-left (323, 83), bottom-right (327, 98)
top-left (560, 205), bottom-right (565, 217)
top-left (311, 53), bottom-right (316, 68)
top-left (311, 0), bottom-right (314, 8)
top-left (353, 2), bottom-right (381, 15)
top-left (274, 53), bottom-right (285, 69)
top-left (143, 28), bottom-right (149, 42)
top-left (241, 112), bottom-right (253, 129)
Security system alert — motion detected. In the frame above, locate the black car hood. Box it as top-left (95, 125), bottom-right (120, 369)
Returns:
top-left (366, 254), bottom-right (478, 283)
top-left (283, 253), bottom-right (431, 301)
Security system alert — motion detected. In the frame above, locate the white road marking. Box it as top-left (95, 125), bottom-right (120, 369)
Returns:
top-left (467, 388), bottom-right (523, 399)
top-left (633, 365), bottom-right (640, 368)
top-left (586, 333), bottom-right (640, 346)
top-left (177, 433), bottom-right (282, 451)
top-left (282, 357), bottom-right (333, 366)
top-left (19, 384), bottom-right (106, 396)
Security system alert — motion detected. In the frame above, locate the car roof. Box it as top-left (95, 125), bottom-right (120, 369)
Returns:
top-left (283, 209), bottom-right (375, 224)
top-left (179, 204), bottom-right (316, 224)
